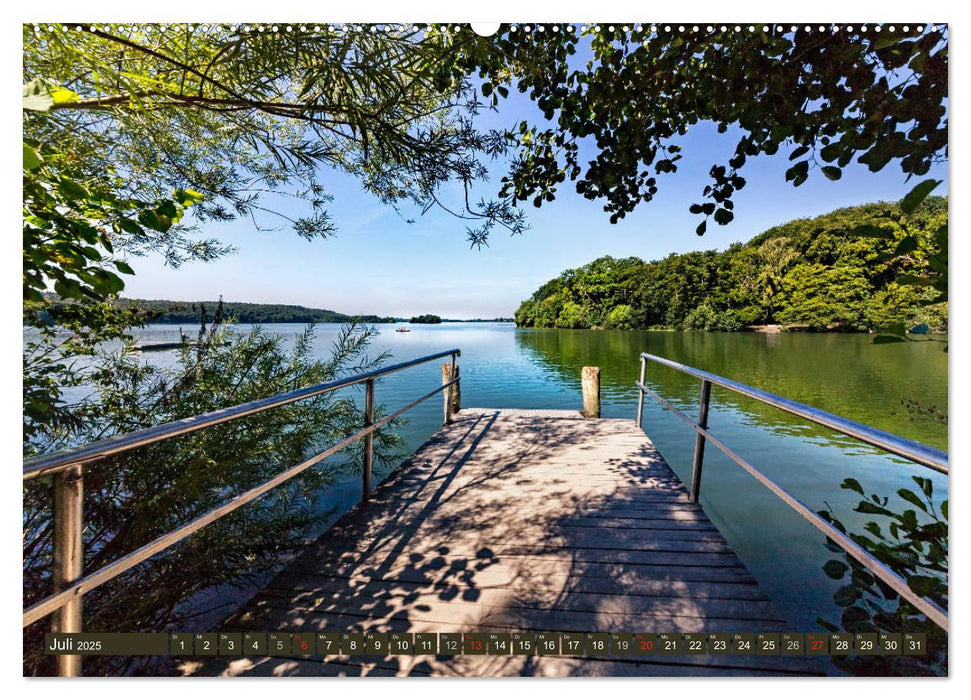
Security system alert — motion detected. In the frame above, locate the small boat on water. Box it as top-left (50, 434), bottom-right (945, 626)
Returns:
top-left (133, 340), bottom-right (196, 352)
top-left (133, 330), bottom-right (199, 352)
top-left (395, 327), bottom-right (411, 333)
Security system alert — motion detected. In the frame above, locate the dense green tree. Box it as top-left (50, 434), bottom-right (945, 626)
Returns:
top-left (108, 297), bottom-right (394, 324)
top-left (409, 314), bottom-right (442, 324)
top-left (604, 304), bottom-right (636, 330)
top-left (776, 263), bottom-right (871, 329)
top-left (515, 197), bottom-right (947, 333)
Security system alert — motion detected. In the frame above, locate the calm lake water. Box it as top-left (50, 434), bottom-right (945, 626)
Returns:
top-left (74, 323), bottom-right (951, 636)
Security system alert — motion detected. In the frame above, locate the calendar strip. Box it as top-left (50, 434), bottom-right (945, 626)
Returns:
top-left (45, 631), bottom-right (928, 657)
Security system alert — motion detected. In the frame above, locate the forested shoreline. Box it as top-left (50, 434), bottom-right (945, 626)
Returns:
top-left (515, 198), bottom-right (948, 332)
top-left (109, 298), bottom-right (396, 324)
top-left (83, 299), bottom-right (510, 325)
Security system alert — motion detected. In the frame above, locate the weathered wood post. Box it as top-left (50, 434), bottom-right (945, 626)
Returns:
top-left (442, 361), bottom-right (460, 423)
top-left (582, 366), bottom-right (601, 418)
top-left (52, 464), bottom-right (84, 677)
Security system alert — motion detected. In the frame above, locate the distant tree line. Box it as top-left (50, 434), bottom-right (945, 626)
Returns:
top-left (409, 314), bottom-right (443, 324)
top-left (515, 198), bottom-right (947, 333)
top-left (446, 317), bottom-right (515, 323)
top-left (109, 298), bottom-right (397, 324)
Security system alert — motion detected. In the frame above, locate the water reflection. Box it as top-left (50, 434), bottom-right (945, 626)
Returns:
top-left (514, 328), bottom-right (947, 450)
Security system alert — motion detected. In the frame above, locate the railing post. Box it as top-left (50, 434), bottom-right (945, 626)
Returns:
top-left (362, 378), bottom-right (374, 501)
top-left (635, 356), bottom-right (647, 427)
top-left (442, 358), bottom-right (460, 424)
top-left (689, 380), bottom-right (712, 503)
top-left (52, 464), bottom-right (84, 677)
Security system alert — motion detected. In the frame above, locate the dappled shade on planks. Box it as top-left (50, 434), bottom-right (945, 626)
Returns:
top-left (185, 410), bottom-right (821, 677)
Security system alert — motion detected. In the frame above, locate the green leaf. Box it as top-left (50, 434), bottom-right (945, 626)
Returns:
top-left (894, 236), bottom-right (919, 256)
top-left (23, 79), bottom-right (54, 111)
top-left (912, 476), bottom-right (933, 499)
top-left (114, 260), bottom-right (135, 275)
top-left (906, 574), bottom-right (941, 598)
top-left (897, 488), bottom-right (928, 512)
top-left (157, 200), bottom-right (178, 219)
top-left (23, 143), bottom-right (43, 171)
top-left (50, 86), bottom-right (80, 106)
top-left (785, 160), bottom-right (809, 185)
top-left (89, 269), bottom-right (125, 295)
top-left (819, 143), bottom-right (842, 163)
top-left (695, 220), bottom-right (706, 236)
top-left (823, 560), bottom-right (849, 579)
top-left (118, 219), bottom-right (145, 236)
top-left (57, 178), bottom-right (90, 201)
top-left (834, 584), bottom-right (860, 606)
top-left (896, 509), bottom-right (918, 531)
top-left (821, 166), bottom-right (842, 181)
top-left (873, 34), bottom-right (906, 51)
top-left (841, 478), bottom-right (864, 495)
top-left (841, 605), bottom-right (872, 631)
top-left (138, 209), bottom-right (171, 232)
top-left (81, 246), bottom-right (103, 261)
top-left (786, 160), bottom-right (809, 182)
top-left (174, 188), bottom-right (204, 205)
top-left (900, 179), bottom-right (941, 215)
top-left (789, 145), bottom-right (810, 161)
top-left (855, 501), bottom-right (894, 517)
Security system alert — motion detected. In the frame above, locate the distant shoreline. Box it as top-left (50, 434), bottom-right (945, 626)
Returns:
top-left (140, 319), bottom-right (516, 325)
top-left (97, 297), bottom-right (513, 325)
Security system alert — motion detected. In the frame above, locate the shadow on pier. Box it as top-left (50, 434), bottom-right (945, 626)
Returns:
top-left (184, 409), bottom-right (821, 677)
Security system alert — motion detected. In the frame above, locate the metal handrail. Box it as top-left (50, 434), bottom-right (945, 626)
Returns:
top-left (635, 352), bottom-right (948, 631)
top-left (638, 353), bottom-right (947, 473)
top-left (24, 348), bottom-right (462, 480)
top-left (23, 348), bottom-right (461, 676)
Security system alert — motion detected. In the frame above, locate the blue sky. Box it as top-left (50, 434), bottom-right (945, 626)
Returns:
top-left (121, 44), bottom-right (949, 319)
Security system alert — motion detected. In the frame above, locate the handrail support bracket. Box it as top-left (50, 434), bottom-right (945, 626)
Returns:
top-left (689, 379), bottom-right (712, 503)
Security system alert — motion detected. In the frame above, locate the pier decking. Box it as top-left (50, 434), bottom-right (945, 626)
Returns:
top-left (187, 409), bottom-right (820, 677)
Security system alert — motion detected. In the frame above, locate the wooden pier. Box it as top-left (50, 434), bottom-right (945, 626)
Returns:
top-left (186, 408), bottom-right (821, 677)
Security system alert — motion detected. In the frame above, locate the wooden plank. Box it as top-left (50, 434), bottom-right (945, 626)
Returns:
top-left (254, 580), bottom-right (782, 619)
top-left (262, 571), bottom-right (770, 601)
top-left (228, 598), bottom-right (788, 633)
top-left (186, 411), bottom-right (818, 677)
top-left (187, 653), bottom-right (819, 678)
top-left (306, 559), bottom-right (761, 585)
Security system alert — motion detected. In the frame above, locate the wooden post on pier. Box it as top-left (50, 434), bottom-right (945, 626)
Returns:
top-left (442, 362), bottom-right (461, 423)
top-left (582, 366), bottom-right (601, 418)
